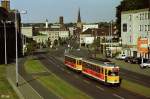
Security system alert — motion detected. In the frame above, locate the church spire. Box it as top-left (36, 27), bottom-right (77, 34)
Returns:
top-left (77, 8), bottom-right (81, 23)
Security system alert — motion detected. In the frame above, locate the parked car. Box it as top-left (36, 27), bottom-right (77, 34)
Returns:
top-left (116, 54), bottom-right (127, 60)
top-left (124, 56), bottom-right (134, 63)
top-left (130, 57), bottom-right (142, 64)
top-left (140, 59), bottom-right (150, 68)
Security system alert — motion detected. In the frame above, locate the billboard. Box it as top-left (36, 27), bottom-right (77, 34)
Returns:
top-left (137, 37), bottom-right (148, 53)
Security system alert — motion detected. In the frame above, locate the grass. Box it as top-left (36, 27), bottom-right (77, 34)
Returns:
top-left (121, 79), bottom-right (150, 98)
top-left (25, 57), bottom-right (91, 99)
top-left (0, 65), bottom-right (18, 99)
top-left (36, 74), bottom-right (92, 99)
top-left (24, 57), bottom-right (47, 74)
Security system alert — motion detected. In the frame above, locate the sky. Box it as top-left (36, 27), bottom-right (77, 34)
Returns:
top-left (10, 0), bottom-right (122, 23)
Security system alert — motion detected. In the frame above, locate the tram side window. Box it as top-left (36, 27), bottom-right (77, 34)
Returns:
top-left (101, 68), bottom-right (103, 74)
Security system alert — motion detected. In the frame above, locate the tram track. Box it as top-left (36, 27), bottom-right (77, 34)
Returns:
top-left (36, 52), bottom-right (146, 99)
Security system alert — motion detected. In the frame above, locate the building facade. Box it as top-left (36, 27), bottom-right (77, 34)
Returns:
top-left (82, 24), bottom-right (99, 32)
top-left (121, 8), bottom-right (150, 57)
top-left (21, 26), bottom-right (34, 38)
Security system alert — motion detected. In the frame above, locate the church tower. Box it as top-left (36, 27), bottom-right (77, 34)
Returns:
top-left (1, 0), bottom-right (10, 10)
top-left (45, 19), bottom-right (48, 28)
top-left (76, 8), bottom-right (82, 29)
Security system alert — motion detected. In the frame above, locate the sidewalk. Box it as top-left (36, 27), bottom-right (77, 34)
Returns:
top-left (6, 64), bottom-right (43, 99)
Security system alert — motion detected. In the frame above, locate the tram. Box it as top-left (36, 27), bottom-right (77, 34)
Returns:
top-left (64, 55), bottom-right (82, 71)
top-left (82, 59), bottom-right (121, 86)
top-left (64, 54), bottom-right (121, 86)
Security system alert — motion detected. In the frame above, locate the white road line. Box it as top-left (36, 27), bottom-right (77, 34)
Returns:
top-left (83, 79), bottom-right (90, 84)
top-left (19, 75), bottom-right (44, 99)
top-left (113, 94), bottom-right (125, 99)
top-left (96, 85), bottom-right (104, 91)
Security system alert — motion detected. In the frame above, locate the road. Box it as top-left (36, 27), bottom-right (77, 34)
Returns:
top-left (70, 47), bottom-right (150, 88)
top-left (18, 56), bottom-right (59, 99)
top-left (35, 49), bottom-right (147, 99)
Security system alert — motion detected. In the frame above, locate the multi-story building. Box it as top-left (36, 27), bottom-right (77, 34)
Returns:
top-left (21, 26), bottom-right (35, 38)
top-left (121, 8), bottom-right (150, 57)
top-left (82, 24), bottom-right (99, 32)
top-left (0, 6), bottom-right (22, 64)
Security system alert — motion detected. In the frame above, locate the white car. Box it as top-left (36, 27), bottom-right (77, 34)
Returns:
top-left (140, 60), bottom-right (150, 68)
top-left (116, 54), bottom-right (127, 60)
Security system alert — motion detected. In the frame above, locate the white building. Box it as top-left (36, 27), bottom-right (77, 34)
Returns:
top-left (82, 24), bottom-right (99, 32)
top-left (33, 36), bottom-right (48, 44)
top-left (80, 29), bottom-right (94, 46)
top-left (121, 8), bottom-right (150, 57)
top-left (21, 27), bottom-right (34, 38)
top-left (38, 29), bottom-right (69, 44)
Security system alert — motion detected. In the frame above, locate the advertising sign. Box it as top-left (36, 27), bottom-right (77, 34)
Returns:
top-left (137, 37), bottom-right (148, 53)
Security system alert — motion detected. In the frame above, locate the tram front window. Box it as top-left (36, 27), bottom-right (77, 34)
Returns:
top-left (108, 71), bottom-right (118, 76)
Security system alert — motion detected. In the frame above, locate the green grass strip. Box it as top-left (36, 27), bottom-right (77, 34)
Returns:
top-left (0, 65), bottom-right (18, 99)
top-left (36, 74), bottom-right (92, 99)
top-left (121, 79), bottom-right (150, 98)
top-left (24, 57), bottom-right (47, 74)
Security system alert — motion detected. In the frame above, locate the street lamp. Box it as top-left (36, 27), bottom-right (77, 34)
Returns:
top-left (1, 20), bottom-right (7, 64)
top-left (15, 10), bottom-right (27, 87)
top-left (1, 20), bottom-right (12, 64)
top-left (110, 20), bottom-right (113, 58)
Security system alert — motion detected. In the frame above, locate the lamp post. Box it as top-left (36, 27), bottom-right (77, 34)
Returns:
top-left (110, 20), bottom-right (113, 58)
top-left (15, 10), bottom-right (27, 87)
top-left (1, 20), bottom-right (12, 64)
top-left (1, 20), bottom-right (7, 64)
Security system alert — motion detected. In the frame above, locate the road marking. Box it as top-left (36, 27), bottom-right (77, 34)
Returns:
top-left (83, 79), bottom-right (90, 84)
top-left (96, 85), bottom-right (104, 91)
top-left (113, 94), bottom-right (125, 99)
top-left (19, 75), bottom-right (44, 99)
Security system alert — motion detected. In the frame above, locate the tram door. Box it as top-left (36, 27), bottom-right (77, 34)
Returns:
top-left (104, 69), bottom-right (108, 82)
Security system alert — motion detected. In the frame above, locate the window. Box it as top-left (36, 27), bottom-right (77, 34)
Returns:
top-left (139, 25), bottom-right (141, 31)
top-left (123, 23), bottom-right (127, 32)
top-left (145, 13), bottom-right (147, 20)
top-left (148, 25), bottom-right (150, 31)
top-left (129, 15), bottom-right (132, 21)
top-left (148, 12), bottom-right (150, 19)
top-left (145, 25), bottom-right (147, 31)
top-left (108, 70), bottom-right (118, 76)
top-left (140, 14), bottom-right (141, 20)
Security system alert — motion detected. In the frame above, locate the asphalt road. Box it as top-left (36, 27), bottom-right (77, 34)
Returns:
top-left (70, 48), bottom-right (150, 87)
top-left (18, 57), bottom-right (59, 99)
top-left (35, 49), bottom-right (147, 99)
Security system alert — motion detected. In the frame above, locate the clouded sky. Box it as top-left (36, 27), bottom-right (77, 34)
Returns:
top-left (10, 0), bottom-right (122, 23)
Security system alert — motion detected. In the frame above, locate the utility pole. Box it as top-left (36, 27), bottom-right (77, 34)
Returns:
top-left (15, 11), bottom-right (19, 87)
top-left (111, 20), bottom-right (113, 58)
top-left (3, 20), bottom-right (7, 64)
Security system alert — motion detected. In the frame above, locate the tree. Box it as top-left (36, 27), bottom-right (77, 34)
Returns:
top-left (26, 40), bottom-right (37, 55)
top-left (53, 39), bottom-right (58, 47)
top-left (46, 38), bottom-right (51, 48)
top-left (91, 38), bottom-right (100, 58)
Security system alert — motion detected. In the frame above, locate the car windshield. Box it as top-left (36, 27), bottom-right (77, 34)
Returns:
top-left (108, 71), bottom-right (118, 76)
